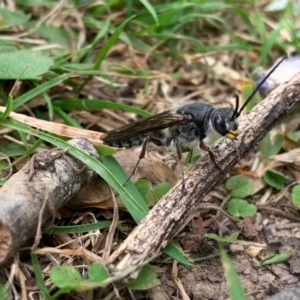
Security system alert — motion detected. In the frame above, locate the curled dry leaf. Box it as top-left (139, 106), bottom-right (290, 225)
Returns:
top-left (271, 148), bottom-right (300, 164)
top-left (180, 230), bottom-right (205, 252)
top-left (245, 246), bottom-right (263, 258)
top-left (68, 177), bottom-right (126, 210)
top-left (114, 148), bottom-right (179, 185)
top-left (242, 217), bottom-right (258, 239)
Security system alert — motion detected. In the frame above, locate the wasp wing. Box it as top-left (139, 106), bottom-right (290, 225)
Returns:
top-left (103, 110), bottom-right (190, 143)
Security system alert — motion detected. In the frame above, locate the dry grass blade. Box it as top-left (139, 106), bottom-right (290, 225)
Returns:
top-left (0, 106), bottom-right (104, 143)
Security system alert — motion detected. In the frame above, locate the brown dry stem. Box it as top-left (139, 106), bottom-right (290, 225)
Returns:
top-left (0, 138), bottom-right (99, 263)
top-left (107, 74), bottom-right (300, 276)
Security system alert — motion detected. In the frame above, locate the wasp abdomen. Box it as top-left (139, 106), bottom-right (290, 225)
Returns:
top-left (105, 131), bottom-right (165, 149)
top-left (105, 137), bottom-right (144, 148)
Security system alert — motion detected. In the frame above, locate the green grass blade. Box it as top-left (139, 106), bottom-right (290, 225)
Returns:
top-left (44, 221), bottom-right (112, 234)
top-left (163, 242), bottom-right (196, 267)
top-left (93, 15), bottom-right (136, 70)
top-left (220, 245), bottom-right (247, 300)
top-left (101, 155), bottom-right (149, 218)
top-left (74, 19), bottom-right (111, 63)
top-left (43, 92), bottom-right (54, 121)
top-left (258, 26), bottom-right (283, 65)
top-left (13, 73), bottom-right (73, 109)
top-left (0, 92), bottom-right (13, 121)
top-left (31, 254), bottom-right (51, 299)
top-left (139, 0), bottom-right (159, 25)
top-left (254, 5), bottom-right (266, 42)
top-left (53, 99), bottom-right (152, 118)
top-left (7, 139), bottom-right (44, 167)
top-left (53, 106), bottom-right (83, 129)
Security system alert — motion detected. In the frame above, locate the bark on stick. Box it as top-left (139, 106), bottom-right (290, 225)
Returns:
top-left (0, 138), bottom-right (99, 263)
top-left (107, 75), bottom-right (300, 275)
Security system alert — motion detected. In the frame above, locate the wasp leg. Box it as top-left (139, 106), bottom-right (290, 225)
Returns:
top-left (199, 140), bottom-right (224, 174)
top-left (123, 136), bottom-right (153, 186)
top-left (172, 138), bottom-right (185, 192)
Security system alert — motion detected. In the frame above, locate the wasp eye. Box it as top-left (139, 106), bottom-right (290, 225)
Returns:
top-left (213, 115), bottom-right (227, 135)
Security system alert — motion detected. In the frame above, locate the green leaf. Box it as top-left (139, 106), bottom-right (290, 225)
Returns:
top-left (227, 199), bottom-right (257, 218)
top-left (0, 284), bottom-right (7, 300)
top-left (127, 265), bottom-right (160, 290)
top-left (264, 170), bottom-right (290, 190)
top-left (0, 180), bottom-right (6, 186)
top-left (220, 246), bottom-right (247, 300)
top-left (205, 232), bottom-right (240, 243)
top-left (96, 144), bottom-right (117, 156)
top-left (88, 264), bottom-right (110, 283)
top-left (261, 252), bottom-right (293, 266)
top-left (287, 131), bottom-right (299, 142)
top-left (260, 133), bottom-right (283, 159)
top-left (0, 8), bottom-right (30, 28)
top-left (135, 179), bottom-right (152, 205)
top-left (50, 266), bottom-right (82, 290)
top-left (153, 182), bottom-right (171, 200)
top-left (36, 24), bottom-right (72, 53)
top-left (0, 143), bottom-right (27, 157)
top-left (0, 160), bottom-right (8, 172)
top-left (225, 175), bottom-right (253, 198)
top-left (291, 185), bottom-right (300, 210)
top-left (162, 242), bottom-right (196, 267)
top-left (0, 50), bottom-right (53, 79)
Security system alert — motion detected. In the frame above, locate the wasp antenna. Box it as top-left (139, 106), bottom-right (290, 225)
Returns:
top-left (230, 94), bottom-right (239, 120)
top-left (235, 56), bottom-right (287, 119)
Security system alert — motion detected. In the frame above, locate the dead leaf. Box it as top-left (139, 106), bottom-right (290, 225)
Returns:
top-left (272, 148), bottom-right (300, 164)
top-left (68, 177), bottom-right (126, 210)
top-left (245, 246), bottom-right (263, 258)
top-left (242, 217), bottom-right (258, 239)
top-left (114, 148), bottom-right (179, 185)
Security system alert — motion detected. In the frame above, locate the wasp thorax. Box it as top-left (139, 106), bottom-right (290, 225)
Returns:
top-left (211, 108), bottom-right (238, 139)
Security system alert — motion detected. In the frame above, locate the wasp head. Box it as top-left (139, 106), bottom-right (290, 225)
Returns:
top-left (210, 57), bottom-right (287, 141)
top-left (211, 107), bottom-right (238, 140)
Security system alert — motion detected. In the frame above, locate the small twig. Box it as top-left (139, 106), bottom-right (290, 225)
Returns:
top-left (257, 205), bottom-right (300, 222)
top-left (199, 204), bottom-right (241, 223)
top-left (103, 185), bottom-right (119, 264)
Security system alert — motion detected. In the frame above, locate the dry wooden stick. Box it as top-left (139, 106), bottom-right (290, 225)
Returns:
top-left (107, 74), bottom-right (300, 275)
top-left (0, 138), bottom-right (99, 263)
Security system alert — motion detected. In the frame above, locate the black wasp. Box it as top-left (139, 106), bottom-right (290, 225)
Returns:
top-left (102, 57), bottom-right (285, 189)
